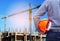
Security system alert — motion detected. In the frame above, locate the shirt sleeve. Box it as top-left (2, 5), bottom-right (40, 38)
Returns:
top-left (33, 0), bottom-right (49, 31)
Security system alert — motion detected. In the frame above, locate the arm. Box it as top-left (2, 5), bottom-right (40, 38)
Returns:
top-left (33, 0), bottom-right (48, 32)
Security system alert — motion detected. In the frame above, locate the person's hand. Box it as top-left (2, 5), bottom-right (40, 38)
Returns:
top-left (46, 21), bottom-right (51, 31)
top-left (46, 29), bottom-right (50, 31)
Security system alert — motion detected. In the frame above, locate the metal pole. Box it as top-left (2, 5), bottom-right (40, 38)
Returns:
top-left (4, 16), bottom-right (7, 32)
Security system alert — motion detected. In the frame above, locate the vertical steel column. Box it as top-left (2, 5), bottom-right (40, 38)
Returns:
top-left (29, 3), bottom-right (32, 41)
top-left (4, 16), bottom-right (7, 32)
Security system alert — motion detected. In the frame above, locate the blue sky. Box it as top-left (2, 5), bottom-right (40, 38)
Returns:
top-left (0, 0), bottom-right (48, 33)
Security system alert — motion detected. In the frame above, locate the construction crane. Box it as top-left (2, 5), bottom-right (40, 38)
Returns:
top-left (29, 3), bottom-right (32, 41)
top-left (1, 4), bottom-right (41, 33)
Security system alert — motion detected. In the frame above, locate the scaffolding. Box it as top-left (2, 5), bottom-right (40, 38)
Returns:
top-left (2, 32), bottom-right (46, 41)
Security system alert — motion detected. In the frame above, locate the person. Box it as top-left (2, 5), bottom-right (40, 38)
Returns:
top-left (33, 0), bottom-right (60, 41)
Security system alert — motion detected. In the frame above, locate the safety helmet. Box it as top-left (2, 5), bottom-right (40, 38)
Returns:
top-left (38, 19), bottom-right (50, 33)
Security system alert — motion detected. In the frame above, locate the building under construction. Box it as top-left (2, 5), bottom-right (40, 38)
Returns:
top-left (0, 32), bottom-right (46, 41)
top-left (0, 27), bottom-right (46, 41)
top-left (0, 4), bottom-right (47, 41)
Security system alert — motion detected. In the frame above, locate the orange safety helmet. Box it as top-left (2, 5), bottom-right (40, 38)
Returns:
top-left (38, 19), bottom-right (50, 33)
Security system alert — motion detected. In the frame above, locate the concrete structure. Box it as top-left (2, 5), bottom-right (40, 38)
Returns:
top-left (1, 32), bottom-right (46, 41)
top-left (0, 32), bottom-right (2, 41)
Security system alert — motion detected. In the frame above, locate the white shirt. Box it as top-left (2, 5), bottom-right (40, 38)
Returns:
top-left (33, 0), bottom-right (60, 30)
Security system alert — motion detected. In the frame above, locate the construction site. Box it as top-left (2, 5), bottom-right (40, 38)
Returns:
top-left (0, 29), bottom-right (46, 41)
top-left (0, 3), bottom-right (46, 41)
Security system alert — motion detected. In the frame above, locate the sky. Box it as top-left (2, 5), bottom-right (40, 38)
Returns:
top-left (0, 0), bottom-right (48, 33)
